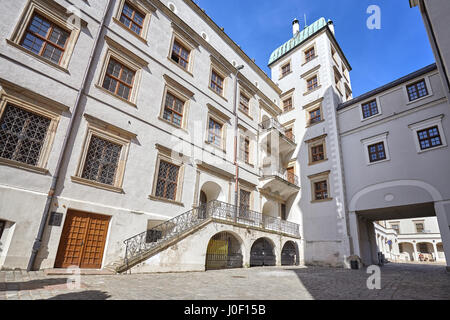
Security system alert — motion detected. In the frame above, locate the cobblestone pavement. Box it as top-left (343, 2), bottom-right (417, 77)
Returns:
top-left (0, 263), bottom-right (449, 300)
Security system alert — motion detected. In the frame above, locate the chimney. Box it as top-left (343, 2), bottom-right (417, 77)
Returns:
top-left (292, 18), bottom-right (300, 36)
top-left (327, 19), bottom-right (335, 35)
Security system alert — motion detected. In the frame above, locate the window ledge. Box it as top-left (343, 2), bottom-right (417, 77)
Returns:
top-left (308, 158), bottom-right (328, 166)
top-left (209, 87), bottom-right (228, 102)
top-left (204, 140), bottom-right (226, 154)
top-left (361, 113), bottom-right (382, 122)
top-left (303, 85), bottom-right (322, 96)
top-left (167, 57), bottom-right (194, 77)
top-left (311, 197), bottom-right (333, 204)
top-left (238, 108), bottom-right (253, 121)
top-left (112, 18), bottom-right (148, 45)
top-left (94, 84), bottom-right (138, 108)
top-left (417, 144), bottom-right (447, 154)
top-left (306, 119), bottom-right (325, 128)
top-left (71, 176), bottom-right (124, 193)
top-left (367, 158), bottom-right (390, 166)
top-left (302, 55), bottom-right (318, 66)
top-left (149, 195), bottom-right (184, 207)
top-left (6, 39), bottom-right (70, 74)
top-left (157, 116), bottom-right (189, 133)
top-left (279, 70), bottom-right (293, 80)
top-left (0, 158), bottom-right (49, 175)
top-left (406, 94), bottom-right (433, 105)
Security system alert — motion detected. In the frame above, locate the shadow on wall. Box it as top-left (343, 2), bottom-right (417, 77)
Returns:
top-left (0, 278), bottom-right (68, 291)
top-left (47, 290), bottom-right (111, 300)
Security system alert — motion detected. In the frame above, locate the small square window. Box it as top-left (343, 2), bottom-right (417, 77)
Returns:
top-left (307, 76), bottom-right (318, 92)
top-left (314, 180), bottom-right (328, 200)
top-left (407, 80), bottom-right (428, 101)
top-left (119, 2), bottom-right (145, 36)
top-left (283, 97), bottom-right (293, 112)
top-left (281, 63), bottom-right (291, 77)
top-left (305, 47), bottom-right (315, 63)
top-left (417, 126), bottom-right (442, 150)
top-left (311, 144), bottom-right (325, 163)
top-left (362, 100), bottom-right (379, 119)
top-left (415, 223), bottom-right (424, 233)
top-left (309, 108), bottom-right (322, 125)
top-left (368, 142), bottom-right (386, 163)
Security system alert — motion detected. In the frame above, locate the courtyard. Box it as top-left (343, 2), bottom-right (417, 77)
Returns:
top-left (0, 263), bottom-right (449, 300)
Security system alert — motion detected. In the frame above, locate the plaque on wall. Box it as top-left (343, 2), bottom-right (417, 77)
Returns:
top-left (48, 212), bottom-right (63, 226)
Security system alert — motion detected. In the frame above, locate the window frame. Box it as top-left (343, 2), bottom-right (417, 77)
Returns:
top-left (302, 43), bottom-right (317, 65)
top-left (205, 104), bottom-right (229, 152)
top-left (408, 114), bottom-right (447, 154)
top-left (306, 134), bottom-right (328, 165)
top-left (113, 0), bottom-right (154, 42)
top-left (209, 68), bottom-right (226, 98)
top-left (279, 60), bottom-right (292, 79)
top-left (238, 90), bottom-right (251, 115)
top-left (359, 97), bottom-right (382, 121)
top-left (167, 30), bottom-right (197, 75)
top-left (304, 100), bottom-right (324, 127)
top-left (308, 171), bottom-right (332, 203)
top-left (361, 132), bottom-right (390, 165)
top-left (402, 76), bottom-right (433, 104)
top-left (7, 0), bottom-right (81, 70)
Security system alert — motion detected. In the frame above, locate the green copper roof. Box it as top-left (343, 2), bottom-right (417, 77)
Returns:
top-left (268, 17), bottom-right (328, 66)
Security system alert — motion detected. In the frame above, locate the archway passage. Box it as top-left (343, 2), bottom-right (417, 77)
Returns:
top-left (205, 232), bottom-right (243, 271)
top-left (281, 241), bottom-right (298, 266)
top-left (250, 238), bottom-right (276, 267)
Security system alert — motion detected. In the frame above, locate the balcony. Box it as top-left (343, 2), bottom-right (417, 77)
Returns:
top-left (259, 118), bottom-right (296, 159)
top-left (259, 169), bottom-right (300, 200)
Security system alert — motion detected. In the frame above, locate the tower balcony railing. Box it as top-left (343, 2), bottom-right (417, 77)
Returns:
top-left (259, 118), bottom-right (296, 144)
top-left (260, 168), bottom-right (300, 187)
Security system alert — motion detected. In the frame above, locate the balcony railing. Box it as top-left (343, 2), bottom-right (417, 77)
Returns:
top-left (259, 118), bottom-right (295, 143)
top-left (261, 169), bottom-right (300, 187)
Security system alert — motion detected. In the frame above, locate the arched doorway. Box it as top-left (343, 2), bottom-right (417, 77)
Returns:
top-left (399, 242), bottom-right (414, 261)
top-left (250, 238), bottom-right (276, 267)
top-left (281, 241), bottom-right (298, 266)
top-left (205, 232), bottom-right (243, 270)
top-left (437, 243), bottom-right (445, 261)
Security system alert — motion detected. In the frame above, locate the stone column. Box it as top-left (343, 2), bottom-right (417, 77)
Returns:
top-left (413, 242), bottom-right (418, 261)
top-left (348, 211), bottom-right (361, 258)
top-left (434, 201), bottom-right (450, 271)
top-left (192, 169), bottom-right (201, 208)
top-left (432, 242), bottom-right (438, 262)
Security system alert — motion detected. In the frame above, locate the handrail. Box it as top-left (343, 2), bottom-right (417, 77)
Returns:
top-left (259, 118), bottom-right (296, 143)
top-left (261, 169), bottom-right (300, 187)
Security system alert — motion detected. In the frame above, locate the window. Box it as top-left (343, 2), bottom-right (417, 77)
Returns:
top-left (208, 118), bottom-right (223, 147)
top-left (239, 189), bottom-right (251, 210)
top-left (362, 100), bottom-right (379, 119)
top-left (417, 126), bottom-right (442, 150)
top-left (407, 80), bottom-right (428, 101)
top-left (102, 58), bottom-right (135, 101)
top-left (155, 160), bottom-right (180, 201)
top-left (20, 13), bottom-right (70, 65)
top-left (283, 97), bottom-right (293, 112)
top-left (281, 62), bottom-right (291, 77)
top-left (163, 92), bottom-right (185, 127)
top-left (307, 76), bottom-right (318, 92)
top-left (306, 134), bottom-right (327, 165)
top-left (314, 181), bottom-right (328, 200)
top-left (309, 108), bottom-right (322, 125)
top-left (311, 144), bottom-right (325, 163)
top-left (286, 166), bottom-right (295, 184)
top-left (305, 47), bottom-right (315, 63)
top-left (239, 136), bottom-right (250, 163)
top-left (210, 70), bottom-right (224, 96)
top-left (239, 93), bottom-right (250, 114)
top-left (171, 40), bottom-right (190, 70)
top-left (391, 224), bottom-right (400, 234)
top-left (0, 220), bottom-right (5, 239)
top-left (119, 2), bottom-right (145, 36)
top-left (81, 136), bottom-right (122, 186)
top-left (415, 223), bottom-right (424, 233)
top-left (368, 142), bottom-right (386, 163)
top-left (285, 128), bottom-right (294, 141)
top-left (0, 104), bottom-right (51, 167)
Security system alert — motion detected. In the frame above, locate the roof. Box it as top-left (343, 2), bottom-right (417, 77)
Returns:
top-left (268, 17), bottom-right (328, 66)
top-left (337, 63), bottom-right (437, 111)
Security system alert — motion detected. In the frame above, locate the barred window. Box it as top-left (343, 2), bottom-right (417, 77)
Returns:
top-left (281, 63), bottom-right (291, 77)
top-left (407, 80), bottom-right (428, 101)
top-left (155, 160), bottom-right (179, 200)
top-left (171, 40), bottom-right (190, 70)
top-left (283, 97), bottom-right (293, 112)
top-left (309, 108), bottom-right (321, 125)
top-left (368, 142), bottom-right (386, 163)
top-left (239, 189), bottom-right (250, 209)
top-left (362, 100), bottom-right (379, 119)
top-left (102, 58), bottom-right (135, 100)
top-left (119, 2), bottom-right (145, 36)
top-left (0, 104), bottom-right (51, 166)
top-left (21, 13), bottom-right (70, 65)
top-left (311, 144), bottom-right (324, 162)
top-left (208, 118), bottom-right (222, 147)
top-left (239, 93), bottom-right (250, 114)
top-left (210, 70), bottom-right (224, 96)
top-left (307, 76), bottom-right (318, 91)
top-left (239, 136), bottom-right (250, 163)
top-left (305, 47), bottom-right (315, 63)
top-left (417, 126), bottom-right (442, 150)
top-left (314, 180), bottom-right (328, 200)
top-left (163, 92), bottom-right (184, 127)
top-left (81, 136), bottom-right (122, 186)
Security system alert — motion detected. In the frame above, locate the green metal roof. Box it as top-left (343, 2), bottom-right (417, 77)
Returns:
top-left (268, 17), bottom-right (328, 66)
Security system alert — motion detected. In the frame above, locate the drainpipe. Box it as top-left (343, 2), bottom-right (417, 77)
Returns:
top-left (27, 0), bottom-right (113, 271)
top-left (232, 65), bottom-right (244, 223)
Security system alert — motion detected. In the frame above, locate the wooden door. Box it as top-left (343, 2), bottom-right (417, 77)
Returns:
top-left (55, 210), bottom-right (110, 269)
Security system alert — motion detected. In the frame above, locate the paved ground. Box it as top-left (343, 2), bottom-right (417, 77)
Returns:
top-left (0, 263), bottom-right (449, 300)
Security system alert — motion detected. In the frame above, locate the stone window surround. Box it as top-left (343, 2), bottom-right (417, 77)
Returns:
top-left (238, 184), bottom-right (254, 211)
top-left (302, 42), bottom-right (317, 66)
top-left (205, 103), bottom-right (230, 153)
top-left (281, 88), bottom-right (295, 113)
top-left (308, 170), bottom-right (332, 203)
top-left (238, 86), bottom-right (253, 119)
top-left (112, 0), bottom-right (155, 43)
top-left (0, 81), bottom-right (68, 174)
top-left (279, 59), bottom-right (292, 80)
top-left (238, 125), bottom-right (256, 167)
top-left (301, 65), bottom-right (321, 96)
top-left (359, 96), bottom-right (382, 122)
top-left (305, 134), bottom-right (328, 165)
top-left (408, 114), bottom-right (447, 154)
top-left (7, 0), bottom-right (82, 71)
top-left (304, 97), bottom-right (324, 127)
top-left (167, 24), bottom-right (199, 76)
top-left (149, 144), bottom-right (186, 206)
top-left (71, 114), bottom-right (135, 193)
top-left (361, 132), bottom-right (391, 166)
top-left (208, 64), bottom-right (229, 101)
top-left (402, 76), bottom-right (433, 105)
top-left (158, 74), bottom-right (194, 131)
top-left (95, 36), bottom-right (148, 106)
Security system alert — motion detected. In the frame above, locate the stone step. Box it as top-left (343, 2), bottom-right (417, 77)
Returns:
top-left (44, 268), bottom-right (116, 276)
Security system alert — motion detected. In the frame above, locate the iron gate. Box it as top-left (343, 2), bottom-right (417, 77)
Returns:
top-left (281, 241), bottom-right (297, 266)
top-left (250, 238), bottom-right (276, 267)
top-left (206, 232), bottom-right (243, 270)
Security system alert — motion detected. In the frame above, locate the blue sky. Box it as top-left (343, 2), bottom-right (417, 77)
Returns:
top-left (194, 0), bottom-right (435, 97)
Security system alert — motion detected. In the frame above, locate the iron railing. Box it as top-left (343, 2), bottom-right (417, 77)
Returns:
top-left (123, 200), bottom-right (301, 266)
top-left (259, 118), bottom-right (296, 143)
top-left (260, 169), bottom-right (300, 187)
